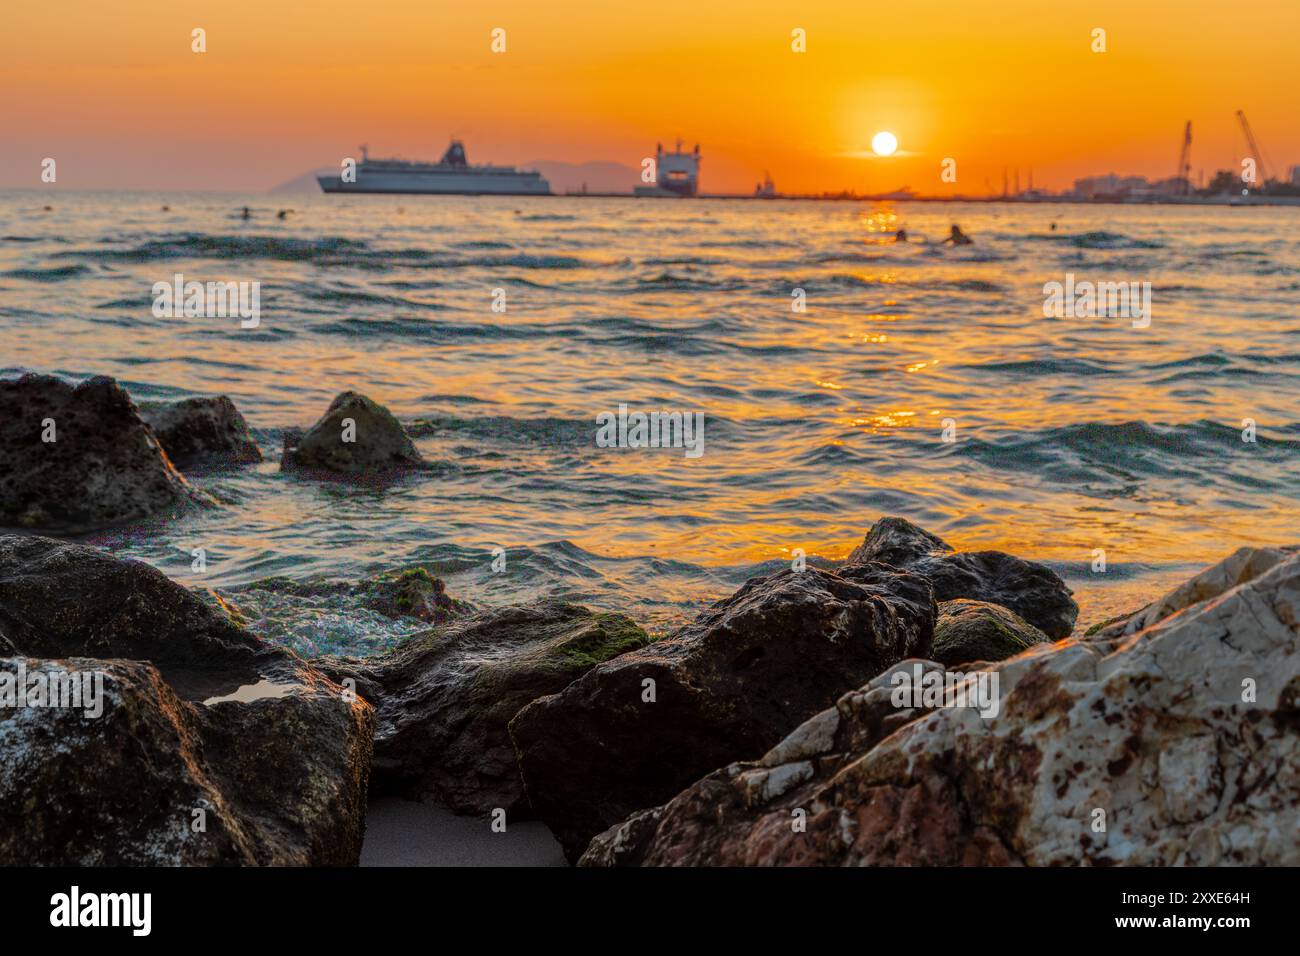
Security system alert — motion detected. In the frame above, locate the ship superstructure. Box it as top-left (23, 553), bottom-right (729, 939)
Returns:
top-left (635, 139), bottom-right (701, 197)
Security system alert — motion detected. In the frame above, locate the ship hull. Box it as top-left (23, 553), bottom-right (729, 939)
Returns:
top-left (318, 170), bottom-right (550, 196)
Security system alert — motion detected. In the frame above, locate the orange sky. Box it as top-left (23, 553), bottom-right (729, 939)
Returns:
top-left (2, 0), bottom-right (1297, 193)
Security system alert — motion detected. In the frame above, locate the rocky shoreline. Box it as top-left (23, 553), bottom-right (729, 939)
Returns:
top-left (1, 374), bottom-right (1296, 866)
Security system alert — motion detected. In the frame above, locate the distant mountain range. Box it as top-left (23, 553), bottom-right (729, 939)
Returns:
top-left (268, 160), bottom-right (639, 196)
top-left (269, 170), bottom-right (333, 195)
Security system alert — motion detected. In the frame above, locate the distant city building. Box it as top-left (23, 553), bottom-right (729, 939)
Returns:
top-left (1292, 165), bottom-right (1300, 186)
top-left (1072, 174), bottom-right (1150, 199)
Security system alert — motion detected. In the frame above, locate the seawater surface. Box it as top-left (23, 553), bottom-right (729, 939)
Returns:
top-left (2, 191), bottom-right (1297, 653)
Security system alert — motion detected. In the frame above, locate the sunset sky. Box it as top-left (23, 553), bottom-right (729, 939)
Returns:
top-left (2, 0), bottom-right (1297, 194)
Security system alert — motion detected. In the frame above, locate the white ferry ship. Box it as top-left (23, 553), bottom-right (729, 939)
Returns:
top-left (318, 142), bottom-right (551, 196)
top-left (634, 140), bottom-right (701, 197)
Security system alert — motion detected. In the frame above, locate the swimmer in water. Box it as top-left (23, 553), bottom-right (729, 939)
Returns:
top-left (942, 224), bottom-right (972, 245)
top-left (240, 206), bottom-right (251, 220)
top-left (895, 228), bottom-right (908, 242)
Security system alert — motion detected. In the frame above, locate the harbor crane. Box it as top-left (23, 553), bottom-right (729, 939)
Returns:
top-left (1236, 110), bottom-right (1271, 185)
top-left (1175, 121), bottom-right (1192, 195)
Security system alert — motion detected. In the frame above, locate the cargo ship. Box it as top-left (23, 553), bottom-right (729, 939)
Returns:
top-left (318, 142), bottom-right (551, 196)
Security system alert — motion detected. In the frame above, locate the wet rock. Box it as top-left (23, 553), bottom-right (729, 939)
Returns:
top-left (580, 659), bottom-right (944, 866)
top-left (582, 550), bottom-right (1300, 866)
top-left (0, 535), bottom-right (373, 865)
top-left (358, 568), bottom-right (471, 624)
top-left (220, 567), bottom-right (475, 658)
top-left (240, 567), bottom-right (472, 628)
top-left (846, 516), bottom-right (1078, 639)
top-left (140, 395), bottom-right (263, 467)
top-left (509, 563), bottom-right (935, 862)
top-left (0, 374), bottom-right (204, 529)
top-left (282, 391), bottom-right (423, 473)
top-left (319, 601), bottom-right (650, 816)
top-left (932, 598), bottom-right (1048, 667)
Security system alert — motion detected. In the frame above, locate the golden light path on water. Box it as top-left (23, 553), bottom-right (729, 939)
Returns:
top-left (1, 191), bottom-right (1297, 641)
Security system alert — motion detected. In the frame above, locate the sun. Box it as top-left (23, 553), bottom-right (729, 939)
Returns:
top-left (871, 131), bottom-right (898, 157)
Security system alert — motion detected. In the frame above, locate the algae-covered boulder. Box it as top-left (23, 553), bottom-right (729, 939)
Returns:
top-left (353, 568), bottom-right (472, 625)
top-left (282, 391), bottom-right (423, 474)
top-left (846, 516), bottom-right (1078, 639)
top-left (0, 535), bottom-right (373, 865)
top-left (318, 601), bottom-right (650, 816)
top-left (140, 395), bottom-right (262, 467)
top-left (509, 563), bottom-right (935, 862)
top-left (932, 599), bottom-right (1048, 667)
top-left (0, 374), bottom-right (205, 529)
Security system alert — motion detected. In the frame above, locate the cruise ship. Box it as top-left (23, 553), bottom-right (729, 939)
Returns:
top-left (318, 142), bottom-right (551, 196)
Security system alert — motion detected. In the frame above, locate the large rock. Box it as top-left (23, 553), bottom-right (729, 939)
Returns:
top-left (319, 601), bottom-right (650, 816)
top-left (582, 550), bottom-right (1300, 866)
top-left (0, 535), bottom-right (373, 865)
top-left (932, 599), bottom-right (1049, 667)
top-left (140, 395), bottom-right (263, 467)
top-left (509, 564), bottom-right (936, 861)
top-left (846, 516), bottom-right (1078, 639)
top-left (282, 391), bottom-right (423, 474)
top-left (580, 659), bottom-right (943, 866)
top-left (0, 374), bottom-right (205, 529)
top-left (1090, 545), bottom-right (1300, 640)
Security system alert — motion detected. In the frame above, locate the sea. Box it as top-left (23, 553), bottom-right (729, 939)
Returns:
top-left (2, 191), bottom-right (1297, 655)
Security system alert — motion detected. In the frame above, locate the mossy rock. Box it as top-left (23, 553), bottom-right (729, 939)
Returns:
top-left (361, 567), bottom-right (472, 624)
top-left (281, 391), bottom-right (423, 474)
top-left (316, 601), bottom-right (650, 816)
top-left (932, 598), bottom-right (1049, 667)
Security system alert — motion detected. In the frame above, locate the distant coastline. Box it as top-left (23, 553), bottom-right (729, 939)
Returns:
top-left (555, 191), bottom-right (1300, 206)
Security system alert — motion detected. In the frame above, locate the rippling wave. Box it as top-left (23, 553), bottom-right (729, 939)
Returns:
top-left (2, 192), bottom-right (1298, 642)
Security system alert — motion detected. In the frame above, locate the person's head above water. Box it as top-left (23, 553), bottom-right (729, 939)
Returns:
top-left (943, 223), bottom-right (973, 245)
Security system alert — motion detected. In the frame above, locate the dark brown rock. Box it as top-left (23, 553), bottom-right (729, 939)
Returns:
top-left (846, 516), bottom-right (1078, 639)
top-left (282, 391), bottom-right (423, 474)
top-left (319, 601), bottom-right (650, 816)
top-left (509, 563), bottom-right (935, 862)
top-left (0, 374), bottom-right (206, 530)
top-left (140, 395), bottom-right (262, 467)
top-left (0, 535), bottom-right (373, 865)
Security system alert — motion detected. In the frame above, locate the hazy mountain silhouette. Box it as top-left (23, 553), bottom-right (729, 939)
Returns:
top-left (525, 160), bottom-right (639, 194)
top-left (269, 170), bottom-right (333, 195)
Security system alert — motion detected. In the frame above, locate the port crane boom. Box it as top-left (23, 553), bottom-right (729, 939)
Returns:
top-left (1176, 121), bottom-right (1192, 195)
top-left (1236, 110), bottom-right (1271, 184)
